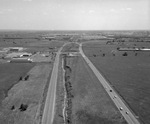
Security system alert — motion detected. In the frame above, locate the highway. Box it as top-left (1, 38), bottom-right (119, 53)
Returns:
top-left (42, 43), bottom-right (68, 124)
top-left (79, 43), bottom-right (140, 124)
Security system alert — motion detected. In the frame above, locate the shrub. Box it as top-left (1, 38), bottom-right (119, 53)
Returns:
top-left (19, 76), bottom-right (22, 81)
top-left (122, 52), bottom-right (128, 56)
top-left (102, 53), bottom-right (105, 57)
top-left (19, 104), bottom-right (28, 111)
top-left (24, 75), bottom-right (29, 81)
top-left (93, 54), bottom-right (96, 57)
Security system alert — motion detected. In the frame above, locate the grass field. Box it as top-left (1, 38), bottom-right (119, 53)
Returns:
top-left (0, 31), bottom-right (65, 123)
top-left (0, 31), bottom-right (66, 55)
top-left (0, 38), bottom-right (65, 53)
top-left (83, 41), bottom-right (150, 124)
top-left (66, 55), bottom-right (126, 124)
top-left (0, 63), bottom-right (52, 124)
top-left (0, 63), bottom-right (35, 106)
top-left (61, 42), bottom-right (79, 52)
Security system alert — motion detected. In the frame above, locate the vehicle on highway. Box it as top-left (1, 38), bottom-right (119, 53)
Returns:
top-left (126, 112), bottom-right (129, 115)
top-left (113, 95), bottom-right (117, 98)
top-left (119, 107), bottom-right (123, 111)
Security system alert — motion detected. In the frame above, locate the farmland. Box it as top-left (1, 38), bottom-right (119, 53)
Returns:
top-left (64, 55), bottom-right (126, 124)
top-left (0, 31), bottom-right (66, 124)
top-left (83, 40), bottom-right (150, 124)
top-left (0, 30), bottom-right (150, 124)
top-left (0, 63), bottom-right (52, 124)
top-left (0, 63), bottom-right (35, 105)
top-left (54, 41), bottom-right (126, 124)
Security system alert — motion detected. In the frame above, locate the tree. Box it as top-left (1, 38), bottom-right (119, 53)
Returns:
top-left (102, 53), bottom-right (105, 57)
top-left (122, 52), bottom-right (128, 56)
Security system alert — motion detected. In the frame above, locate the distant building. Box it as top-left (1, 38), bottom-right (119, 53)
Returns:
top-left (140, 48), bottom-right (150, 51)
top-left (3, 47), bottom-right (24, 52)
top-left (118, 47), bottom-right (139, 51)
top-left (118, 47), bottom-right (150, 51)
top-left (9, 58), bottom-right (33, 63)
top-left (10, 48), bottom-right (19, 52)
top-left (6, 52), bottom-right (32, 58)
top-left (20, 53), bottom-right (32, 57)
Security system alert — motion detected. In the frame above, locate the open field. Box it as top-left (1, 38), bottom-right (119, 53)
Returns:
top-left (63, 55), bottom-right (126, 124)
top-left (61, 42), bottom-right (79, 52)
top-left (0, 31), bottom-right (65, 124)
top-left (0, 63), bottom-right (52, 124)
top-left (0, 39), bottom-right (65, 53)
top-left (0, 30), bottom-right (150, 124)
top-left (0, 31), bottom-right (67, 56)
top-left (83, 41), bottom-right (150, 124)
top-left (0, 63), bottom-right (35, 105)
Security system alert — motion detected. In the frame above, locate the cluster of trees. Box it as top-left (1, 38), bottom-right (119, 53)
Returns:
top-left (19, 75), bottom-right (29, 81)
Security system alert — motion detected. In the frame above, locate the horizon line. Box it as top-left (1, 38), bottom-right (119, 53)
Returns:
top-left (0, 29), bottom-right (150, 32)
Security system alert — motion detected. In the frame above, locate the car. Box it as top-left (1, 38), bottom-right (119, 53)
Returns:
top-left (126, 112), bottom-right (129, 114)
top-left (114, 95), bottom-right (117, 98)
top-left (119, 107), bottom-right (123, 111)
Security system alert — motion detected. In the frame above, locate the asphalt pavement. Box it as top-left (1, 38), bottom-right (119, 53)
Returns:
top-left (42, 43), bottom-right (68, 124)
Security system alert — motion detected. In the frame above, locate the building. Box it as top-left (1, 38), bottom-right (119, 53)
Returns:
top-left (3, 47), bottom-right (25, 52)
top-left (6, 52), bottom-right (32, 58)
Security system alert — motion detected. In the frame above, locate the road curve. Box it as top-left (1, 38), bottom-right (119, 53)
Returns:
top-left (42, 43), bottom-right (68, 124)
top-left (79, 43), bottom-right (140, 124)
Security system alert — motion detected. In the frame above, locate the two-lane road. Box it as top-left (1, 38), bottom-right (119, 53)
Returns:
top-left (79, 43), bottom-right (140, 124)
top-left (42, 43), bottom-right (69, 124)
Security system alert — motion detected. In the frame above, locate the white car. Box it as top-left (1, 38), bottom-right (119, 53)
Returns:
top-left (119, 107), bottom-right (123, 111)
top-left (114, 95), bottom-right (117, 98)
top-left (126, 112), bottom-right (129, 114)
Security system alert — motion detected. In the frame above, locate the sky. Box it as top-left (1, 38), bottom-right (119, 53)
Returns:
top-left (0, 0), bottom-right (149, 30)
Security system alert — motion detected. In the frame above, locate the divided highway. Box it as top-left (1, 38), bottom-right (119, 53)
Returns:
top-left (42, 41), bottom-right (140, 124)
top-left (79, 43), bottom-right (140, 124)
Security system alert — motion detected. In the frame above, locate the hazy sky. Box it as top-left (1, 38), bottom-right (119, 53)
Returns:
top-left (0, 0), bottom-right (149, 30)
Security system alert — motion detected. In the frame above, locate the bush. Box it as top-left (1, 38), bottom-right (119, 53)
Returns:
top-left (24, 75), bottom-right (29, 81)
top-left (93, 54), bottom-right (96, 57)
top-left (117, 47), bottom-right (120, 50)
top-left (19, 76), bottom-right (22, 81)
top-left (19, 104), bottom-right (28, 111)
top-left (102, 53), bottom-right (105, 57)
top-left (122, 52), bottom-right (128, 56)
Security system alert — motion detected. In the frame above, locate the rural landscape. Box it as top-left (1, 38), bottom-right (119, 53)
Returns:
top-left (0, 30), bottom-right (150, 124)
